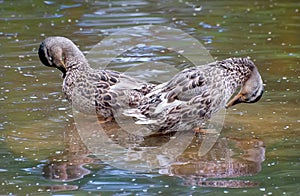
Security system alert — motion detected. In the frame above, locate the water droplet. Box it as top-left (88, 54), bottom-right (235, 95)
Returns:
top-left (44, 1), bottom-right (55, 5)
top-left (259, 187), bottom-right (266, 191)
top-left (194, 6), bottom-right (202, 12)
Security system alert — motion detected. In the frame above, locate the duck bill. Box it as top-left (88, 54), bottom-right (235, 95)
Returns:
top-left (57, 60), bottom-right (67, 78)
top-left (226, 94), bottom-right (243, 108)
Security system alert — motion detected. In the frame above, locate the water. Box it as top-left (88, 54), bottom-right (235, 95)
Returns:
top-left (0, 0), bottom-right (299, 195)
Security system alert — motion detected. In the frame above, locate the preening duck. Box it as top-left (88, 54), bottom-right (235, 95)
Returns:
top-left (38, 36), bottom-right (155, 119)
top-left (123, 57), bottom-right (264, 134)
top-left (38, 37), bottom-right (263, 134)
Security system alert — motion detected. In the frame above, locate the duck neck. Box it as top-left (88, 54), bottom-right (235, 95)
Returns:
top-left (62, 40), bottom-right (90, 73)
top-left (65, 56), bottom-right (89, 73)
top-left (221, 58), bottom-right (253, 87)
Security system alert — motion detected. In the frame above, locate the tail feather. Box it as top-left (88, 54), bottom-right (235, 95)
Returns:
top-left (135, 119), bottom-right (158, 125)
top-left (122, 108), bottom-right (147, 121)
top-left (123, 108), bottom-right (159, 125)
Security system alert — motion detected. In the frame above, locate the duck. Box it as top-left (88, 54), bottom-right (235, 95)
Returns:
top-left (38, 36), bottom-right (155, 119)
top-left (38, 37), bottom-right (264, 134)
top-left (123, 57), bottom-right (264, 134)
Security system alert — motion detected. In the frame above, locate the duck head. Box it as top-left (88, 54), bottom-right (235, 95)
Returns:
top-left (38, 36), bottom-right (85, 78)
top-left (226, 59), bottom-right (264, 108)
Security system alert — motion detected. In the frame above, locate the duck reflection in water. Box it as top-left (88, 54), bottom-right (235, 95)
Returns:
top-left (42, 124), bottom-right (97, 182)
top-left (43, 120), bottom-right (265, 189)
top-left (160, 137), bottom-right (265, 188)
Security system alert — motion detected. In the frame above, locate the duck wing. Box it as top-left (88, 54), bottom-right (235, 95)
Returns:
top-left (72, 69), bottom-right (155, 117)
top-left (123, 63), bottom-right (227, 131)
top-left (158, 66), bottom-right (209, 103)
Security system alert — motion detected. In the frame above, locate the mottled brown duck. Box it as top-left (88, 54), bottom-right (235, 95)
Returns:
top-left (124, 57), bottom-right (264, 134)
top-left (38, 36), bottom-right (155, 119)
top-left (38, 37), bottom-right (263, 134)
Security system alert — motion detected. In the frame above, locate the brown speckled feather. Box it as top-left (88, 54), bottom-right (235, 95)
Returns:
top-left (39, 37), bottom-right (263, 134)
top-left (38, 36), bottom-right (155, 119)
top-left (124, 58), bottom-right (263, 134)
top-left (64, 64), bottom-right (155, 118)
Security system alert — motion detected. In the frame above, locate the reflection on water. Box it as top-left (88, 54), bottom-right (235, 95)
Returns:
top-left (164, 137), bottom-right (265, 188)
top-left (43, 120), bottom-right (265, 189)
top-left (42, 126), bottom-right (95, 182)
top-left (0, 0), bottom-right (299, 195)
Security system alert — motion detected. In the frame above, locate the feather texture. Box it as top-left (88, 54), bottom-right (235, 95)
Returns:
top-left (38, 36), bottom-right (155, 118)
top-left (39, 37), bottom-right (263, 134)
top-left (123, 57), bottom-right (264, 134)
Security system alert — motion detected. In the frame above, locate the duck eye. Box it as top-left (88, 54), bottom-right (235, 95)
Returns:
top-left (48, 56), bottom-right (52, 61)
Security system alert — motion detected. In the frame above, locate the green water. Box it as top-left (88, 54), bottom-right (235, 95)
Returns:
top-left (0, 0), bottom-right (299, 195)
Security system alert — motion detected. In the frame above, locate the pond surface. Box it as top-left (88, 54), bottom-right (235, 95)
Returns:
top-left (0, 0), bottom-right (299, 195)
